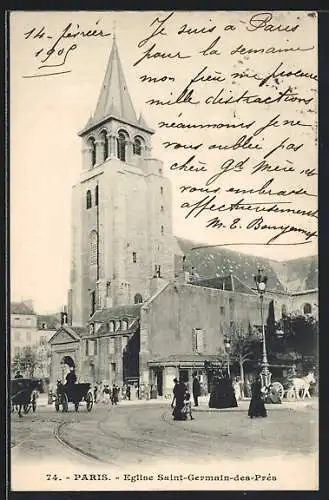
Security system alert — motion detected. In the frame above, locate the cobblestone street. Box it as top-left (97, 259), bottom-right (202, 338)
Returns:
top-left (11, 397), bottom-right (318, 490)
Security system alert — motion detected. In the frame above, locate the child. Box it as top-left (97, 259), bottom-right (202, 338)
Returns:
top-left (102, 384), bottom-right (110, 404)
top-left (182, 391), bottom-right (194, 420)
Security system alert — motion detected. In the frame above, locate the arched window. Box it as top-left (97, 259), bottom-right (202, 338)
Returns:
top-left (95, 185), bottom-right (99, 206)
top-left (303, 303), bottom-right (312, 314)
top-left (133, 137), bottom-right (142, 156)
top-left (122, 319), bottom-right (128, 330)
top-left (115, 320), bottom-right (121, 331)
top-left (117, 132), bottom-right (126, 162)
top-left (86, 190), bottom-right (92, 209)
top-left (88, 137), bottom-right (96, 167)
top-left (134, 293), bottom-right (143, 304)
top-left (100, 130), bottom-right (108, 161)
top-left (89, 230), bottom-right (98, 265)
top-left (282, 304), bottom-right (287, 317)
top-left (109, 321), bottom-right (115, 333)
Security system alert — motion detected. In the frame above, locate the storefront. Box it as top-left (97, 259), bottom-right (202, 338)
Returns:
top-left (148, 355), bottom-right (224, 397)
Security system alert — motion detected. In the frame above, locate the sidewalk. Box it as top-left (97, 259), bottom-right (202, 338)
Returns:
top-left (37, 392), bottom-right (318, 411)
top-left (193, 398), bottom-right (318, 412)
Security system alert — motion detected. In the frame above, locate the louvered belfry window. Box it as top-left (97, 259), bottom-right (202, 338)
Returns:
top-left (117, 132), bottom-right (126, 162)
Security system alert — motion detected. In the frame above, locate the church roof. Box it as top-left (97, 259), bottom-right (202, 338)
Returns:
top-left (194, 275), bottom-right (257, 295)
top-left (174, 237), bottom-right (317, 294)
top-left (94, 37), bottom-right (138, 125)
top-left (90, 304), bottom-right (142, 322)
top-left (37, 314), bottom-right (60, 330)
top-left (11, 302), bottom-right (35, 315)
top-left (79, 38), bottom-right (154, 136)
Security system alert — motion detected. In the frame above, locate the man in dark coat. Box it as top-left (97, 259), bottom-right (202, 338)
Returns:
top-left (192, 372), bottom-right (201, 407)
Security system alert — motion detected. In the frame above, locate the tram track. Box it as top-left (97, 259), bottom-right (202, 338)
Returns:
top-left (53, 420), bottom-right (107, 464)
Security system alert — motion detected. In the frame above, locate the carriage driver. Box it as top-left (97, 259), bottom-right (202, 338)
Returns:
top-left (61, 356), bottom-right (77, 396)
top-left (65, 366), bottom-right (77, 390)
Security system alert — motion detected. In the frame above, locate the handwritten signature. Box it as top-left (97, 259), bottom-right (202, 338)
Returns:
top-left (22, 19), bottom-right (111, 78)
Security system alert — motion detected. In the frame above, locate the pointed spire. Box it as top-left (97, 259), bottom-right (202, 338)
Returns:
top-left (93, 37), bottom-right (138, 125)
top-left (138, 112), bottom-right (153, 132)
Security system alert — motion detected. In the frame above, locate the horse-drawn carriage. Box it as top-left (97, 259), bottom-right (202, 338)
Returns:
top-left (268, 365), bottom-right (316, 400)
top-left (11, 378), bottom-right (42, 417)
top-left (54, 381), bottom-right (94, 412)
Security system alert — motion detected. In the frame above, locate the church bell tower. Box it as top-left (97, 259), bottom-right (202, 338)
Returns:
top-left (68, 36), bottom-right (175, 326)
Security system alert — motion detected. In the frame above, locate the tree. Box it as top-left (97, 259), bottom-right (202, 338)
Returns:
top-left (12, 346), bottom-right (38, 378)
top-left (230, 333), bottom-right (262, 396)
top-left (265, 312), bottom-right (318, 370)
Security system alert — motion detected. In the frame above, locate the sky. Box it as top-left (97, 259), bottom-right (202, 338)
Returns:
top-left (10, 11), bottom-right (318, 313)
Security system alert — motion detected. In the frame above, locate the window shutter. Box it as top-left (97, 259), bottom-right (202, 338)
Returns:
top-left (192, 329), bottom-right (197, 352)
top-left (94, 339), bottom-right (98, 355)
top-left (196, 329), bottom-right (204, 353)
top-left (202, 329), bottom-right (207, 353)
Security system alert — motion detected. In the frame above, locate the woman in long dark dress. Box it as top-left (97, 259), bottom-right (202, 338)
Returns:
top-left (248, 376), bottom-right (267, 418)
top-left (172, 379), bottom-right (187, 420)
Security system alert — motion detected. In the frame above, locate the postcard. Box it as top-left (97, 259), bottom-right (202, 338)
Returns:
top-left (10, 10), bottom-right (318, 491)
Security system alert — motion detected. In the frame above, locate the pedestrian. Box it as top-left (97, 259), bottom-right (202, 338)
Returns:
top-left (192, 372), bottom-right (201, 407)
top-left (94, 384), bottom-right (98, 403)
top-left (126, 385), bottom-right (131, 401)
top-left (233, 377), bottom-right (242, 401)
top-left (102, 384), bottom-right (110, 404)
top-left (248, 375), bottom-right (267, 418)
top-left (182, 391), bottom-right (194, 420)
top-left (265, 384), bottom-right (282, 404)
top-left (111, 384), bottom-right (119, 405)
top-left (171, 378), bottom-right (188, 420)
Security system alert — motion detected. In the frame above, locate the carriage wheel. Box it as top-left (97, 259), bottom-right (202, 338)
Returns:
top-left (74, 403), bottom-right (79, 412)
top-left (86, 392), bottom-right (93, 412)
top-left (61, 393), bottom-right (69, 413)
top-left (23, 403), bottom-right (31, 414)
top-left (272, 382), bottom-right (284, 400)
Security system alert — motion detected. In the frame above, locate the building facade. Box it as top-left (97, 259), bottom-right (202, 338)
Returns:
top-left (11, 301), bottom-right (38, 359)
top-left (49, 37), bottom-right (318, 396)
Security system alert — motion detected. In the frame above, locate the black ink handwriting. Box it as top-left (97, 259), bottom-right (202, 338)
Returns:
top-left (181, 195), bottom-right (318, 220)
top-left (137, 12), bottom-right (174, 49)
top-left (231, 43), bottom-right (314, 56)
top-left (134, 42), bottom-right (191, 67)
top-left (243, 12), bottom-right (299, 33)
top-left (259, 61), bottom-right (317, 87)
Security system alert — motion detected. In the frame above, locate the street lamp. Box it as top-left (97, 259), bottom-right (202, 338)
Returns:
top-left (254, 268), bottom-right (271, 388)
top-left (224, 335), bottom-right (231, 378)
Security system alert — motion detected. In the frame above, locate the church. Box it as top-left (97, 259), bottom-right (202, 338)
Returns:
top-left (49, 37), bottom-right (318, 397)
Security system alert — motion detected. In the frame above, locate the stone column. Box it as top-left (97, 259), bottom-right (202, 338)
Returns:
top-left (95, 139), bottom-right (104, 165)
top-left (163, 366), bottom-right (178, 398)
top-left (126, 139), bottom-right (133, 163)
top-left (109, 135), bottom-right (117, 158)
top-left (82, 145), bottom-right (93, 170)
top-left (115, 336), bottom-right (123, 386)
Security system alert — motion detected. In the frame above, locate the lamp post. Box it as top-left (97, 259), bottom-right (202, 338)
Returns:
top-left (254, 268), bottom-right (271, 388)
top-left (224, 335), bottom-right (231, 378)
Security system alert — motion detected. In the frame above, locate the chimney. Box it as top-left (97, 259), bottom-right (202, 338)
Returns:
top-left (60, 307), bottom-right (68, 326)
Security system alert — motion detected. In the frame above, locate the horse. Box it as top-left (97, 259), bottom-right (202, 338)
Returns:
top-left (290, 372), bottom-right (316, 400)
top-left (11, 379), bottom-right (43, 417)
